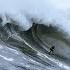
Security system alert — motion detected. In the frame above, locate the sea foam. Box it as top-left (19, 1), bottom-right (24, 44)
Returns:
top-left (0, 0), bottom-right (70, 37)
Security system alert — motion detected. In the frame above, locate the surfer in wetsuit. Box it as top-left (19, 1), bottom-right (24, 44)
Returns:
top-left (49, 46), bottom-right (55, 55)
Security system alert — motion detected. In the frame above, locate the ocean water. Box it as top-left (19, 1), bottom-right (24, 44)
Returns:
top-left (0, 0), bottom-right (70, 70)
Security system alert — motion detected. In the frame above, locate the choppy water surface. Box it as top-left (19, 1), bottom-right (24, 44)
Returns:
top-left (0, 23), bottom-right (70, 70)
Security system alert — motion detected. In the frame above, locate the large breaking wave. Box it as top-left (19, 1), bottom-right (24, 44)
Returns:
top-left (0, 15), bottom-right (69, 70)
top-left (0, 0), bottom-right (70, 70)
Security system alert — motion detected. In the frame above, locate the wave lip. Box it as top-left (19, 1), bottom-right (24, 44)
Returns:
top-left (0, 0), bottom-right (70, 37)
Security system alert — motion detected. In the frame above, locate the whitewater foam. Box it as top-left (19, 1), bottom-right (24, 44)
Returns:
top-left (0, 0), bottom-right (70, 37)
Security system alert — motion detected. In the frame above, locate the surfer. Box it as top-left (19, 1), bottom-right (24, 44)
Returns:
top-left (49, 46), bottom-right (55, 55)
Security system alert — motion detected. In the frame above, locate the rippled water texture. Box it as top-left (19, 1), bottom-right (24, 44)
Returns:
top-left (0, 23), bottom-right (70, 70)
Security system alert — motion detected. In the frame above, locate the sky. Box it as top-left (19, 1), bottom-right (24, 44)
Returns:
top-left (0, 0), bottom-right (70, 37)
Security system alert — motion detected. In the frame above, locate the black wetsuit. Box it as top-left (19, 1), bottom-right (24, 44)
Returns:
top-left (49, 46), bottom-right (55, 54)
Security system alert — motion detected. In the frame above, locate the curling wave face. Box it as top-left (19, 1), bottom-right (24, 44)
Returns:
top-left (0, 19), bottom-right (70, 70)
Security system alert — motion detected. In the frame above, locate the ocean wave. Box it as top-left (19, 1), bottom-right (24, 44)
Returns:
top-left (0, 20), bottom-right (69, 70)
top-left (0, 0), bottom-right (70, 70)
